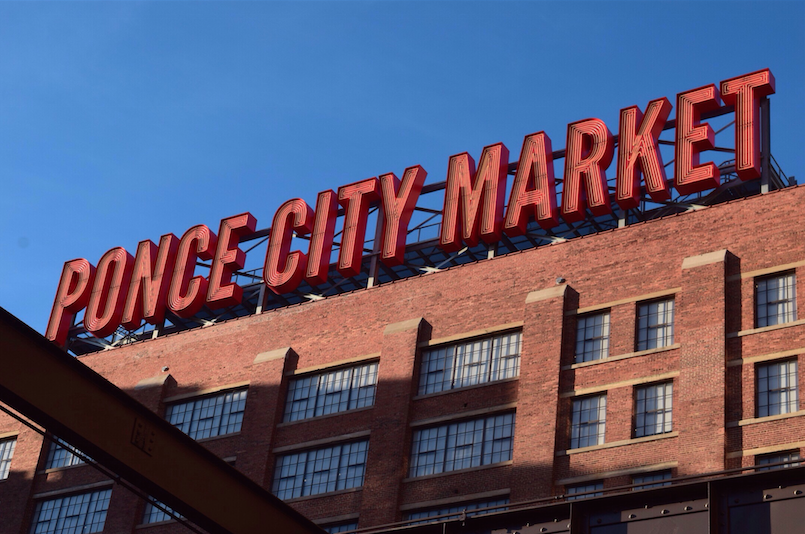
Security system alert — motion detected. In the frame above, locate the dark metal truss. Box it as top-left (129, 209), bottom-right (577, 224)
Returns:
top-left (65, 101), bottom-right (795, 356)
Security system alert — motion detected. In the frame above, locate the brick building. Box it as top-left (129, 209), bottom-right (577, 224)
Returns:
top-left (1, 179), bottom-right (803, 533)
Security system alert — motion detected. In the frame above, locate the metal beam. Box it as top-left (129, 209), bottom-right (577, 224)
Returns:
top-left (0, 307), bottom-right (323, 534)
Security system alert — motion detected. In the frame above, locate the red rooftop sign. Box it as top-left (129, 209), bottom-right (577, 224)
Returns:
top-left (47, 69), bottom-right (775, 346)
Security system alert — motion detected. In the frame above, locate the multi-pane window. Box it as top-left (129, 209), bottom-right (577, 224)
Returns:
top-left (575, 313), bottom-right (610, 363)
top-left (756, 273), bottom-right (797, 327)
top-left (165, 388), bottom-right (247, 440)
top-left (45, 439), bottom-right (87, 469)
top-left (418, 332), bottom-right (521, 395)
top-left (272, 440), bottom-right (368, 500)
top-left (636, 299), bottom-right (674, 351)
top-left (409, 413), bottom-right (515, 478)
top-left (571, 395), bottom-right (606, 449)
top-left (0, 438), bottom-right (16, 480)
top-left (632, 470), bottom-right (672, 490)
top-left (142, 499), bottom-right (183, 524)
top-left (284, 362), bottom-right (378, 422)
top-left (756, 451), bottom-right (801, 471)
top-left (30, 489), bottom-right (112, 534)
top-left (567, 482), bottom-right (603, 500)
top-left (634, 382), bottom-right (673, 438)
top-left (757, 360), bottom-right (798, 417)
top-left (404, 497), bottom-right (510, 525)
top-left (323, 522), bottom-right (358, 533)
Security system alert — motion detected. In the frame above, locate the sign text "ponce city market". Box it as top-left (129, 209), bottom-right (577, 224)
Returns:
top-left (46, 68), bottom-right (775, 346)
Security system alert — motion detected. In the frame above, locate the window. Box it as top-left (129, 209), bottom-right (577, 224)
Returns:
top-left (404, 497), bottom-right (509, 525)
top-left (0, 437), bottom-right (16, 480)
top-left (634, 382), bottom-right (673, 437)
top-left (632, 470), bottom-right (672, 490)
top-left (409, 413), bottom-right (514, 478)
top-left (756, 451), bottom-right (801, 471)
top-left (142, 498), bottom-right (183, 524)
top-left (165, 388), bottom-right (247, 440)
top-left (757, 360), bottom-right (798, 417)
top-left (323, 522), bottom-right (358, 533)
top-left (756, 273), bottom-right (797, 327)
top-left (636, 299), bottom-right (674, 351)
top-left (30, 489), bottom-right (112, 534)
top-left (45, 438), bottom-right (87, 469)
top-left (284, 362), bottom-right (378, 422)
top-left (571, 395), bottom-right (606, 449)
top-left (575, 313), bottom-right (610, 363)
top-left (418, 332), bottom-right (521, 395)
top-left (272, 440), bottom-right (368, 500)
top-left (567, 482), bottom-right (603, 500)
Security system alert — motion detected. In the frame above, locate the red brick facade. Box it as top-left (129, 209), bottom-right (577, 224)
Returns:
top-left (1, 185), bottom-right (804, 533)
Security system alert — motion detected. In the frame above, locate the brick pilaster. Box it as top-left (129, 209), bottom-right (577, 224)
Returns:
top-left (358, 317), bottom-right (425, 526)
top-left (676, 249), bottom-right (731, 474)
top-left (510, 285), bottom-right (573, 501)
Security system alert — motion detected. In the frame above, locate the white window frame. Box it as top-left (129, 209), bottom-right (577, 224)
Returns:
top-left (756, 272), bottom-right (797, 327)
top-left (634, 382), bottom-right (673, 438)
top-left (272, 440), bottom-right (369, 500)
top-left (757, 360), bottom-right (798, 417)
top-left (636, 299), bottom-right (674, 351)
top-left (284, 362), bottom-right (378, 422)
top-left (165, 388), bottom-right (247, 440)
top-left (571, 395), bottom-right (606, 449)
top-left (0, 437), bottom-right (16, 480)
top-left (418, 332), bottom-right (521, 395)
top-left (575, 312), bottom-right (610, 363)
top-left (409, 413), bottom-right (515, 477)
top-left (30, 488), bottom-right (112, 534)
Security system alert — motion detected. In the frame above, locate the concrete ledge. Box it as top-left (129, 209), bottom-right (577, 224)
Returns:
top-left (726, 347), bottom-right (805, 367)
top-left (410, 403), bottom-right (517, 428)
top-left (566, 288), bottom-right (680, 316)
top-left (557, 461), bottom-right (678, 486)
top-left (727, 318), bottom-right (805, 338)
top-left (163, 381), bottom-right (249, 403)
top-left (525, 285), bottom-right (568, 304)
top-left (399, 488), bottom-right (510, 511)
top-left (727, 259), bottom-right (805, 281)
top-left (681, 249), bottom-right (728, 270)
top-left (562, 344), bottom-right (681, 370)
top-left (273, 430), bottom-right (371, 454)
top-left (33, 480), bottom-right (113, 499)
top-left (253, 347), bottom-right (293, 365)
top-left (418, 322), bottom-right (523, 348)
top-left (384, 317), bottom-right (424, 335)
top-left (726, 439), bottom-right (805, 459)
top-left (288, 353), bottom-right (380, 376)
top-left (559, 371), bottom-right (678, 398)
top-left (556, 432), bottom-right (678, 456)
top-left (726, 410), bottom-right (805, 428)
top-left (134, 374), bottom-right (173, 390)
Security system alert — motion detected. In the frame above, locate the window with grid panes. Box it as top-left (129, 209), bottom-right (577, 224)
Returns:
top-left (571, 395), bottom-right (606, 449)
top-left (632, 470), bottom-right (672, 490)
top-left (165, 388), bottom-right (247, 440)
top-left (567, 482), bottom-right (603, 500)
top-left (404, 497), bottom-right (510, 525)
top-left (45, 438), bottom-right (88, 469)
top-left (0, 437), bottom-right (15, 480)
top-left (634, 382), bottom-right (673, 437)
top-left (418, 332), bottom-right (521, 395)
top-left (757, 360), bottom-right (798, 417)
top-left (284, 362), bottom-right (378, 422)
top-left (272, 440), bottom-right (368, 500)
top-left (575, 312), bottom-right (610, 363)
top-left (30, 488), bottom-right (112, 534)
top-left (756, 451), bottom-right (800, 471)
top-left (636, 299), bottom-right (674, 351)
top-left (409, 413), bottom-right (515, 477)
top-left (756, 273), bottom-right (797, 327)
top-left (323, 522), bottom-right (358, 533)
top-left (142, 498), bottom-right (183, 524)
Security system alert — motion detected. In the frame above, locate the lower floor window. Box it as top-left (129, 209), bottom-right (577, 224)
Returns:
top-left (756, 451), bottom-right (801, 471)
top-left (404, 497), bottom-right (509, 525)
top-left (0, 437), bottom-right (16, 480)
top-left (409, 413), bottom-right (515, 478)
top-left (142, 498), bottom-right (183, 524)
top-left (632, 470), bottom-right (672, 490)
top-left (272, 440), bottom-right (369, 500)
top-left (31, 488), bottom-right (112, 534)
top-left (567, 482), bottom-right (603, 500)
top-left (323, 522), bottom-right (358, 533)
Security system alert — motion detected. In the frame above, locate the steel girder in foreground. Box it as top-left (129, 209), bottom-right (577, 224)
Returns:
top-left (0, 307), bottom-right (323, 534)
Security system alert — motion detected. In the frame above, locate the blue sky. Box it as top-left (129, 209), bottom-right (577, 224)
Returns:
top-left (1, 1), bottom-right (803, 334)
